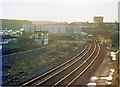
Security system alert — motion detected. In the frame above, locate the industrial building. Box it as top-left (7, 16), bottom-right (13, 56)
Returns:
top-left (22, 25), bottom-right (82, 34)
top-left (94, 16), bottom-right (103, 23)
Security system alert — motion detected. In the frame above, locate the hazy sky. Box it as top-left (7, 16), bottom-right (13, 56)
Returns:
top-left (0, 0), bottom-right (119, 22)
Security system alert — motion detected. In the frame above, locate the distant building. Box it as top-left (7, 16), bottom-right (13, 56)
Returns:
top-left (0, 19), bottom-right (31, 31)
top-left (22, 24), bottom-right (82, 34)
top-left (32, 21), bottom-right (68, 25)
top-left (104, 22), bottom-right (119, 30)
top-left (94, 16), bottom-right (103, 23)
top-left (34, 31), bottom-right (48, 45)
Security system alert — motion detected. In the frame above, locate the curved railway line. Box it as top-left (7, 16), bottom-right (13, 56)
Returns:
top-left (22, 40), bottom-right (101, 86)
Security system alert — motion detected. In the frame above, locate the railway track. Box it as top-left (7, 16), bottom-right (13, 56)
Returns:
top-left (22, 40), bottom-right (101, 86)
top-left (56, 40), bottom-right (100, 86)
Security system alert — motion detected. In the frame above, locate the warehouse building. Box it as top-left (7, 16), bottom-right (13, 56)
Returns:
top-left (22, 25), bottom-right (82, 34)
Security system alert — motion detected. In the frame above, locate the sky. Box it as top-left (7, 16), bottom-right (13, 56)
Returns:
top-left (0, 0), bottom-right (119, 22)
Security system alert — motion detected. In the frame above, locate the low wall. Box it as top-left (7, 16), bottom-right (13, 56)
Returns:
top-left (2, 45), bottom-right (56, 65)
